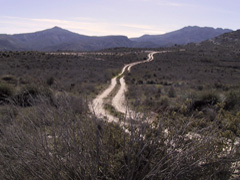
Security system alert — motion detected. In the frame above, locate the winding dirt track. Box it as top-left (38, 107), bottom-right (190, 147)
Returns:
top-left (89, 51), bottom-right (160, 123)
top-left (112, 52), bottom-right (158, 118)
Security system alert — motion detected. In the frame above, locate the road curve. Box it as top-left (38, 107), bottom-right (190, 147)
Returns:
top-left (112, 52), bottom-right (158, 118)
top-left (89, 51), bottom-right (159, 123)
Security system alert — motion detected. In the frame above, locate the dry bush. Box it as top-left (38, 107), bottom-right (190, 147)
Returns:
top-left (0, 95), bottom-right (239, 180)
top-left (0, 83), bottom-right (14, 104)
top-left (224, 90), bottom-right (240, 111)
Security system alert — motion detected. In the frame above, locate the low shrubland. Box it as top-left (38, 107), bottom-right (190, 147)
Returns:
top-left (0, 49), bottom-right (240, 179)
top-left (1, 94), bottom-right (239, 179)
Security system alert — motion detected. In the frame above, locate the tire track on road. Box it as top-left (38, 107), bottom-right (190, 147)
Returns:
top-left (90, 51), bottom-right (165, 124)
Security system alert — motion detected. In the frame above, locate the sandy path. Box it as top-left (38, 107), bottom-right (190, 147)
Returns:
top-left (90, 76), bottom-right (119, 122)
top-left (112, 52), bottom-right (159, 118)
top-left (90, 51), bottom-right (161, 123)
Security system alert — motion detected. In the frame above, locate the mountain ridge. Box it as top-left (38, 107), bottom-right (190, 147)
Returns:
top-left (131, 26), bottom-right (232, 47)
top-left (0, 26), bottom-right (234, 51)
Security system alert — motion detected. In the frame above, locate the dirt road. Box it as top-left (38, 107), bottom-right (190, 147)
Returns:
top-left (112, 52), bottom-right (158, 118)
top-left (89, 51), bottom-right (159, 122)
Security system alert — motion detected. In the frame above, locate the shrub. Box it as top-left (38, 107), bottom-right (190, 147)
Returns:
top-left (46, 77), bottom-right (54, 86)
top-left (1, 75), bottom-right (18, 84)
top-left (190, 91), bottom-right (220, 111)
top-left (168, 86), bottom-right (176, 98)
top-left (200, 92), bottom-right (220, 104)
top-left (224, 91), bottom-right (240, 110)
top-left (137, 80), bottom-right (143, 84)
top-left (0, 83), bottom-right (14, 104)
top-left (157, 97), bottom-right (169, 111)
top-left (203, 107), bottom-right (217, 121)
top-left (14, 85), bottom-right (53, 107)
top-left (0, 97), bottom-right (238, 179)
top-left (54, 94), bottom-right (86, 115)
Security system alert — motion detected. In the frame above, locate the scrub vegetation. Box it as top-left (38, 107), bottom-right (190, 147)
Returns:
top-left (0, 45), bottom-right (240, 179)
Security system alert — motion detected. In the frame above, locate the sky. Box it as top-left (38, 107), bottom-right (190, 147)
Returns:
top-left (0, 0), bottom-right (239, 37)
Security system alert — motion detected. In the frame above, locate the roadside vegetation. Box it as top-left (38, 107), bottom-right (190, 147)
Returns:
top-left (126, 46), bottom-right (240, 138)
top-left (0, 50), bottom-right (147, 98)
top-left (0, 48), bottom-right (240, 179)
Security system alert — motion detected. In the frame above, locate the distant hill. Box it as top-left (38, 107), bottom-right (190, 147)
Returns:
top-left (0, 27), bottom-right (134, 51)
top-left (131, 26), bottom-right (232, 47)
top-left (0, 26), bottom-right (233, 51)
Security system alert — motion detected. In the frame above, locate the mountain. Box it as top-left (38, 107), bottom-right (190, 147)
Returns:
top-left (131, 26), bottom-right (232, 47)
top-left (0, 26), bottom-right (233, 51)
top-left (0, 27), bottom-right (134, 51)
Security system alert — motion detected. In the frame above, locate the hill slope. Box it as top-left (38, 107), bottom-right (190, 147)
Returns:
top-left (131, 26), bottom-right (232, 47)
top-left (209, 29), bottom-right (240, 48)
top-left (191, 29), bottom-right (240, 50)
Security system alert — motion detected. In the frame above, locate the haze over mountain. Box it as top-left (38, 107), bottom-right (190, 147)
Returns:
top-left (0, 26), bottom-right (233, 51)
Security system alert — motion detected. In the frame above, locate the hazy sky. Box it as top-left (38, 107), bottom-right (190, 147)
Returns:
top-left (0, 0), bottom-right (239, 37)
